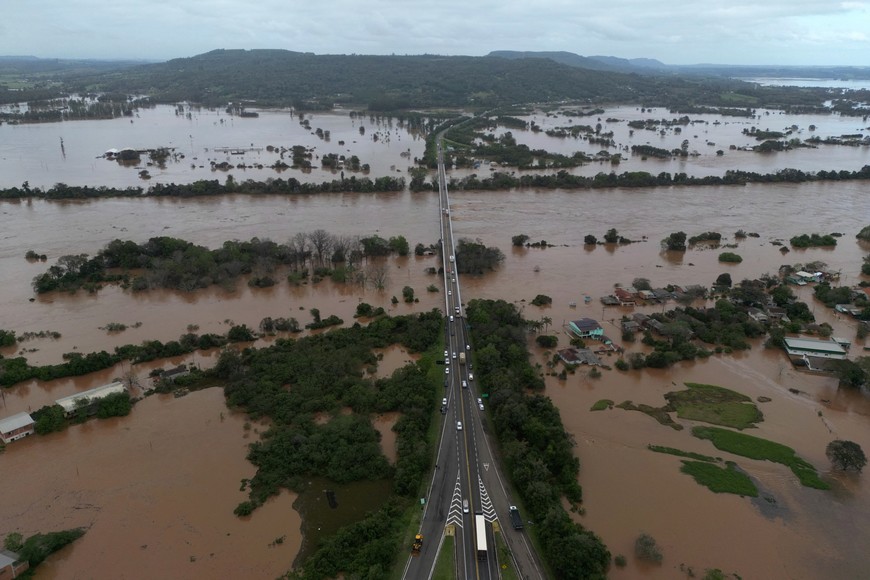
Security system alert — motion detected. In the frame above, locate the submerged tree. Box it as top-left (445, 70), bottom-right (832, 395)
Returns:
top-left (827, 440), bottom-right (867, 472)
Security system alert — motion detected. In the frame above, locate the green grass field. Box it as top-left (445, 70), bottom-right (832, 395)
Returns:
top-left (680, 460), bottom-right (759, 497)
top-left (648, 444), bottom-right (717, 462)
top-left (692, 426), bottom-right (829, 490)
top-left (432, 535), bottom-right (455, 580)
top-left (590, 399), bottom-right (613, 411)
top-left (666, 383), bottom-right (763, 430)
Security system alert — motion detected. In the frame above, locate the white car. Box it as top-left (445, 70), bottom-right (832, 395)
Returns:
top-left (462, 380), bottom-right (468, 389)
top-left (444, 350), bottom-right (449, 358)
top-left (469, 373), bottom-right (474, 381)
top-left (448, 290), bottom-right (452, 296)
top-left (445, 367), bottom-right (450, 375)
top-left (456, 421), bottom-right (463, 431)
top-left (449, 315), bottom-right (454, 322)
top-left (465, 344), bottom-right (470, 350)
top-left (452, 352), bottom-right (457, 360)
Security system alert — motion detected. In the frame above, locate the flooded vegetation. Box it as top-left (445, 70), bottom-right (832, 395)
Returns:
top-left (1, 102), bottom-right (870, 577)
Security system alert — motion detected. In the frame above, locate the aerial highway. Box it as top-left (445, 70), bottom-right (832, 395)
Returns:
top-left (402, 139), bottom-right (544, 580)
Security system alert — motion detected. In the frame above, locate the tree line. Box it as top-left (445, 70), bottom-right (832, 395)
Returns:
top-left (0, 175), bottom-right (405, 201)
top-left (439, 165), bottom-right (870, 192)
top-left (31, 232), bottom-right (413, 294)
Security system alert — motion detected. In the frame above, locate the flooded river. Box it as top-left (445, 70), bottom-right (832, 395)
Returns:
top-left (1, 106), bottom-right (869, 577)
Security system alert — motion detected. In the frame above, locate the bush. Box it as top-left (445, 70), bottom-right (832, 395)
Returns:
top-left (614, 555), bottom-right (627, 567)
top-left (718, 252), bottom-right (743, 263)
top-left (635, 533), bottom-right (663, 563)
top-left (715, 273), bottom-right (732, 287)
top-left (614, 359), bottom-right (629, 371)
top-left (530, 294), bottom-right (552, 306)
top-left (536, 335), bottom-right (558, 348)
top-left (584, 234), bottom-right (598, 245)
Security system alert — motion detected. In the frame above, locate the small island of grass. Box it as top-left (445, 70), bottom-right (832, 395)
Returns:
top-left (680, 460), bottom-right (759, 497)
top-left (692, 426), bottom-right (829, 490)
top-left (665, 383), bottom-right (762, 430)
top-left (590, 399), bottom-right (614, 411)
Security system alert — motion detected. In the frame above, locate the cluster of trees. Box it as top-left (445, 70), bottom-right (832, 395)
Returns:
top-left (790, 233), bottom-right (838, 248)
top-left (0, 329), bottom-right (234, 387)
top-left (441, 165), bottom-right (870, 193)
top-left (208, 310), bottom-right (442, 577)
top-left (32, 231), bottom-right (413, 294)
top-left (465, 299), bottom-right (610, 579)
top-left (0, 175), bottom-right (405, 201)
top-left (662, 231), bottom-right (688, 252)
top-left (454, 238), bottom-right (505, 275)
top-left (32, 392), bottom-right (133, 435)
top-left (0, 329), bottom-right (15, 347)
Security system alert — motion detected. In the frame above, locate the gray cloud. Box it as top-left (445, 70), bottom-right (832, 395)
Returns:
top-left (1, 0), bottom-right (868, 64)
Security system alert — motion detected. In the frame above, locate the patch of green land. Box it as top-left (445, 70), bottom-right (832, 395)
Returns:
top-left (590, 399), bottom-right (613, 411)
top-left (680, 460), bottom-right (759, 497)
top-left (692, 426), bottom-right (829, 490)
top-left (616, 400), bottom-right (682, 430)
top-left (647, 445), bottom-right (716, 462)
top-left (432, 535), bottom-right (455, 580)
top-left (665, 383), bottom-right (763, 430)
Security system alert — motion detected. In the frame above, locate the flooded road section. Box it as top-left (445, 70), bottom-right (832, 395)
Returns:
top-left (0, 388), bottom-right (301, 579)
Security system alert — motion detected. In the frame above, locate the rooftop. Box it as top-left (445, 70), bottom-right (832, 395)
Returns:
top-left (56, 381), bottom-right (127, 412)
top-left (784, 337), bottom-right (847, 355)
top-left (0, 412), bottom-right (34, 434)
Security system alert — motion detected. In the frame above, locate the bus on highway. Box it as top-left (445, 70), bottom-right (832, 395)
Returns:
top-left (475, 514), bottom-right (487, 560)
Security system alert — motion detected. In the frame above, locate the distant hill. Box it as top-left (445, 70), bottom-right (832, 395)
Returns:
top-left (73, 48), bottom-right (699, 108)
top-left (488, 50), bottom-right (670, 74)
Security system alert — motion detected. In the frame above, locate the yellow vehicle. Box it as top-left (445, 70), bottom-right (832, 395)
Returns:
top-left (412, 534), bottom-right (423, 555)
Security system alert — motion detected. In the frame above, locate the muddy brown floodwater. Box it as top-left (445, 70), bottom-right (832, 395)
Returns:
top-left (2, 107), bottom-right (870, 577)
top-left (0, 388), bottom-right (301, 579)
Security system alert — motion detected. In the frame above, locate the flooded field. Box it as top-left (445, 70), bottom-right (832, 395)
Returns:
top-left (0, 388), bottom-right (301, 579)
top-left (1, 106), bottom-right (869, 577)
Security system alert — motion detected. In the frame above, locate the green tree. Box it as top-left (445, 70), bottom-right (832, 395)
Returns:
top-left (0, 329), bottom-right (16, 347)
top-left (530, 294), bottom-right (552, 306)
top-left (715, 273), bottom-right (732, 288)
top-left (663, 231), bottom-right (687, 252)
top-left (826, 440), bottom-right (867, 472)
top-left (635, 533), bottom-right (663, 563)
top-left (512, 234), bottom-right (530, 246)
top-left (34, 405), bottom-right (66, 435)
top-left (4, 532), bottom-right (23, 552)
top-left (584, 234), bottom-right (598, 245)
top-left (388, 235), bottom-right (410, 256)
top-left (402, 286), bottom-right (415, 303)
top-left (536, 335), bottom-right (558, 348)
top-left (603, 228), bottom-right (619, 244)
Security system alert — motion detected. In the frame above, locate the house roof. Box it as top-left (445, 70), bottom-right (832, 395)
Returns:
top-left (56, 381), bottom-right (126, 413)
top-left (784, 337), bottom-right (847, 355)
top-left (0, 550), bottom-right (22, 568)
top-left (0, 412), bottom-right (34, 434)
top-left (570, 318), bottom-right (602, 331)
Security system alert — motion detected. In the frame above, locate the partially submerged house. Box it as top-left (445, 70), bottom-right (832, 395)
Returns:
top-left (557, 347), bottom-right (601, 366)
top-left (0, 412), bottom-right (35, 444)
top-left (55, 381), bottom-right (127, 418)
top-left (568, 318), bottom-right (604, 340)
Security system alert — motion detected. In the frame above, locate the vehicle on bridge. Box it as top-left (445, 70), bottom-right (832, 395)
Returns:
top-left (509, 506), bottom-right (524, 530)
top-left (459, 352), bottom-right (466, 365)
top-left (475, 514), bottom-right (487, 560)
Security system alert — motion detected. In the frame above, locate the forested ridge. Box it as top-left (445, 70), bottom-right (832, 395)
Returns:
top-left (67, 49), bottom-right (855, 112)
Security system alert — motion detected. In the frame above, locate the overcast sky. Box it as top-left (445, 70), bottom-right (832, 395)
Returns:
top-left (1, 0), bottom-right (868, 65)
